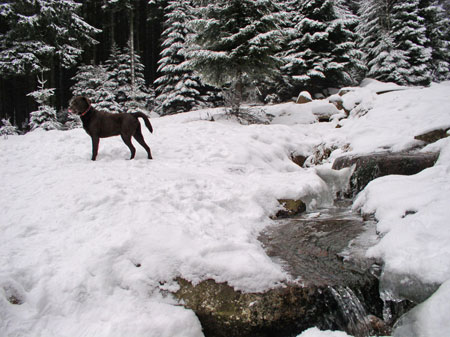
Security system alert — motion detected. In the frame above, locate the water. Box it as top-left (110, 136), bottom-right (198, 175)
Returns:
top-left (260, 201), bottom-right (379, 287)
top-left (330, 286), bottom-right (372, 337)
top-left (259, 201), bottom-right (390, 336)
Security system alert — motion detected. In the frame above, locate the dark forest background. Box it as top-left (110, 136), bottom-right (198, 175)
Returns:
top-left (1, 0), bottom-right (449, 130)
top-left (0, 0), bottom-right (169, 128)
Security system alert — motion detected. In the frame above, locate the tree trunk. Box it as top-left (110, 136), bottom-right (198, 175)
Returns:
top-left (130, 7), bottom-right (136, 101)
top-left (59, 62), bottom-right (64, 110)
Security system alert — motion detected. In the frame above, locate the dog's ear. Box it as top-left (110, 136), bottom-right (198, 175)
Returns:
top-left (83, 96), bottom-right (91, 106)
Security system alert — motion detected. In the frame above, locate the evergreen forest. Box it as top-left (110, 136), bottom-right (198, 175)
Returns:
top-left (0, 0), bottom-right (449, 131)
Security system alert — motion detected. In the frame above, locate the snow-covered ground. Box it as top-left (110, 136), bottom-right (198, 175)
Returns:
top-left (1, 80), bottom-right (450, 336)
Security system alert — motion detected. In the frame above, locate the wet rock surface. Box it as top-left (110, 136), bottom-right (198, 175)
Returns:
top-left (260, 204), bottom-right (377, 287)
top-left (275, 199), bottom-right (307, 218)
top-left (332, 152), bottom-right (439, 194)
top-left (175, 278), bottom-right (341, 337)
top-left (414, 127), bottom-right (450, 144)
top-left (175, 203), bottom-right (396, 337)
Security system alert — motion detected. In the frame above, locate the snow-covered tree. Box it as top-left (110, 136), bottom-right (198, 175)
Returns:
top-left (357, 0), bottom-right (401, 83)
top-left (390, 0), bottom-right (432, 86)
top-left (358, 0), bottom-right (433, 86)
top-left (57, 108), bottom-right (81, 130)
top-left (71, 43), bottom-right (153, 115)
top-left (0, 0), bottom-right (100, 76)
top-left (282, 0), bottom-right (363, 95)
top-left (0, 117), bottom-right (19, 137)
top-left (114, 40), bottom-right (153, 114)
top-left (71, 64), bottom-right (121, 113)
top-left (27, 72), bottom-right (59, 131)
top-left (187, 0), bottom-right (283, 112)
top-left (155, 0), bottom-right (207, 115)
top-left (419, 0), bottom-right (450, 81)
top-left (102, 0), bottom-right (153, 114)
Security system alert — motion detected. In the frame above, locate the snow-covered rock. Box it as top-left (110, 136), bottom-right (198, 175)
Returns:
top-left (296, 90), bottom-right (313, 104)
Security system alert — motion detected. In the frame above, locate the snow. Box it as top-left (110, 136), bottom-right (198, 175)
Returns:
top-left (1, 80), bottom-right (450, 336)
top-left (353, 145), bottom-right (450, 284)
top-left (297, 327), bottom-right (352, 337)
top-left (393, 279), bottom-right (450, 337)
top-left (266, 100), bottom-right (340, 125)
top-left (0, 110), bottom-right (331, 336)
top-left (335, 81), bottom-right (450, 154)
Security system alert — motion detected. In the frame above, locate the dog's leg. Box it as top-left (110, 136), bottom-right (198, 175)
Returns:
top-left (133, 127), bottom-right (152, 159)
top-left (91, 136), bottom-right (100, 161)
top-left (121, 134), bottom-right (136, 159)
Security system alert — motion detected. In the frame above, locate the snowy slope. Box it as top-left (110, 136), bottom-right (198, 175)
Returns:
top-left (0, 110), bottom-right (334, 336)
top-left (1, 81), bottom-right (450, 337)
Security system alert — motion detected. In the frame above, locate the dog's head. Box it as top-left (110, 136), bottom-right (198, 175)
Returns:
top-left (68, 96), bottom-right (91, 116)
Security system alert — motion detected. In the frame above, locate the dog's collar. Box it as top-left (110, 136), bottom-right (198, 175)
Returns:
top-left (80, 104), bottom-right (92, 117)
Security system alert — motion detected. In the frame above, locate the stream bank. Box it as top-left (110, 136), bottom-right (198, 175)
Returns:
top-left (174, 150), bottom-right (441, 337)
top-left (175, 201), bottom-right (412, 337)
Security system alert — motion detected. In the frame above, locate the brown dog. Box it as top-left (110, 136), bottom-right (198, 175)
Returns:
top-left (68, 96), bottom-right (153, 161)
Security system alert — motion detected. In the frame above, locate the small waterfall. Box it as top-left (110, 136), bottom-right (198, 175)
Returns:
top-left (330, 286), bottom-right (372, 337)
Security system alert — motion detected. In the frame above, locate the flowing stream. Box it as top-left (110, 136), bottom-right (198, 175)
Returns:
top-left (330, 286), bottom-right (372, 337)
top-left (259, 200), bottom-right (394, 336)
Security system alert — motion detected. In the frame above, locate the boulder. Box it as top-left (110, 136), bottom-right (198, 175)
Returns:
top-left (175, 209), bottom-right (388, 337)
top-left (328, 94), bottom-right (344, 111)
top-left (332, 152), bottom-right (439, 194)
top-left (414, 127), bottom-right (450, 144)
top-left (290, 152), bottom-right (308, 168)
top-left (175, 278), bottom-right (340, 337)
top-left (311, 103), bottom-right (340, 122)
top-left (275, 199), bottom-right (306, 218)
top-left (296, 91), bottom-right (313, 104)
top-left (338, 88), bottom-right (354, 96)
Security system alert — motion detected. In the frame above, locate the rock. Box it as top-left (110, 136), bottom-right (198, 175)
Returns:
top-left (290, 153), bottom-right (307, 168)
top-left (275, 199), bottom-right (306, 218)
top-left (175, 207), bottom-right (390, 337)
top-left (338, 88), bottom-right (354, 96)
top-left (414, 127), bottom-right (450, 144)
top-left (175, 278), bottom-right (341, 337)
top-left (328, 94), bottom-right (344, 111)
top-left (332, 152), bottom-right (439, 194)
top-left (7, 295), bottom-right (22, 305)
top-left (310, 102), bottom-right (340, 122)
top-left (304, 143), bottom-right (340, 167)
top-left (367, 315), bottom-right (391, 336)
top-left (296, 91), bottom-right (312, 104)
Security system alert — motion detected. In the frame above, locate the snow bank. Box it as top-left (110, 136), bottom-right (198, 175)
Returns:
top-left (297, 327), bottom-right (352, 337)
top-left (353, 137), bottom-right (450, 284)
top-left (359, 78), bottom-right (409, 93)
top-left (264, 102), bottom-right (317, 125)
top-left (393, 279), bottom-right (450, 337)
top-left (347, 82), bottom-right (450, 334)
top-left (337, 81), bottom-right (450, 154)
top-left (0, 109), bottom-right (334, 336)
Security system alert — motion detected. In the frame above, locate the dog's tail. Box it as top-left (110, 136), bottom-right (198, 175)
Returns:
top-left (132, 112), bottom-right (153, 133)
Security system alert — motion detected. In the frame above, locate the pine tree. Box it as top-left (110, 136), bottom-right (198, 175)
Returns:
top-left (187, 0), bottom-right (283, 112)
top-left (0, 0), bottom-right (99, 76)
top-left (282, 0), bottom-right (363, 95)
top-left (115, 40), bottom-right (152, 114)
top-left (391, 0), bottom-right (432, 85)
top-left (358, 0), bottom-right (435, 86)
top-left (0, 117), bottom-right (19, 137)
top-left (155, 0), bottom-right (207, 115)
top-left (27, 72), bottom-right (60, 131)
top-left (71, 64), bottom-right (121, 113)
top-left (57, 108), bottom-right (81, 130)
top-left (357, 0), bottom-right (404, 83)
top-left (419, 0), bottom-right (450, 81)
